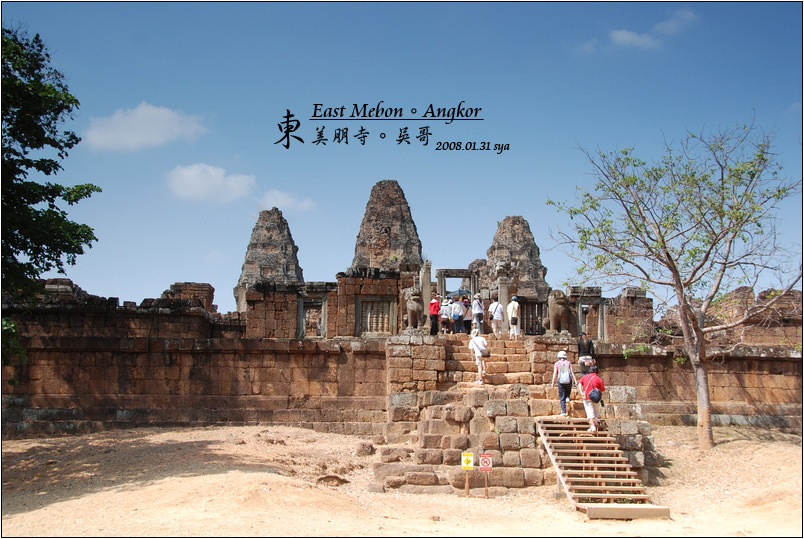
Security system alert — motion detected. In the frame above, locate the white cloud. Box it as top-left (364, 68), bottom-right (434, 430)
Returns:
top-left (653, 9), bottom-right (699, 36)
top-left (85, 102), bottom-right (208, 150)
top-left (610, 29), bottom-right (660, 49)
top-left (608, 9), bottom-right (698, 50)
top-left (259, 189), bottom-right (316, 212)
top-left (166, 163), bottom-right (255, 202)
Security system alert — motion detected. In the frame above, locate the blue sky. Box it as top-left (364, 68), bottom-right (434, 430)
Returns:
top-left (3, 2), bottom-right (802, 314)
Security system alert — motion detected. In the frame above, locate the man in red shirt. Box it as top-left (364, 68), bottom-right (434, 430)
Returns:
top-left (578, 366), bottom-right (605, 432)
top-left (429, 294), bottom-right (441, 335)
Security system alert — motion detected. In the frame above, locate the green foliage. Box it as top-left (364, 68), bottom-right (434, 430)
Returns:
top-left (622, 344), bottom-right (650, 360)
top-left (552, 122), bottom-right (801, 450)
top-left (2, 27), bottom-right (101, 299)
top-left (2, 318), bottom-right (26, 384)
top-left (551, 123), bottom-right (801, 324)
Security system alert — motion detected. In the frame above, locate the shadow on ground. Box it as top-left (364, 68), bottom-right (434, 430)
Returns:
top-left (2, 426), bottom-right (297, 516)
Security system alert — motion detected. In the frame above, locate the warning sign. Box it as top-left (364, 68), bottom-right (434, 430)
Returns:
top-left (461, 452), bottom-right (474, 470)
top-left (478, 453), bottom-right (493, 472)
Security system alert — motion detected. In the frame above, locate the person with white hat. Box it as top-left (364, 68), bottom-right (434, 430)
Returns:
top-left (549, 350), bottom-right (577, 416)
top-left (506, 295), bottom-right (521, 341)
top-left (468, 329), bottom-right (489, 384)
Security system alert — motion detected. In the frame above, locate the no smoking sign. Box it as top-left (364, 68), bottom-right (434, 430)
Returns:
top-left (478, 453), bottom-right (493, 472)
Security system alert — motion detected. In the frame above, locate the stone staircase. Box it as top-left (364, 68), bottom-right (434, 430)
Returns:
top-left (375, 381), bottom-right (557, 495)
top-left (376, 334), bottom-right (666, 516)
top-left (443, 333), bottom-right (535, 386)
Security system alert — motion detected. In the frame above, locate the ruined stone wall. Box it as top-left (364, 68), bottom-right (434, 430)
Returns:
top-left (239, 271), bottom-right (422, 340)
top-left (11, 297), bottom-right (216, 339)
top-left (8, 280), bottom-right (247, 341)
top-left (657, 288), bottom-right (802, 348)
top-left (385, 334), bottom-right (802, 430)
top-left (602, 290), bottom-right (655, 343)
top-left (329, 271), bottom-right (415, 337)
top-left (598, 345), bottom-right (802, 427)
top-left (244, 286), bottom-right (300, 339)
top-left (2, 336), bottom-right (387, 438)
top-left (3, 279), bottom-right (800, 439)
top-left (2, 328), bottom-right (800, 440)
top-left (387, 335), bottom-right (447, 394)
top-left (162, 282), bottom-right (217, 313)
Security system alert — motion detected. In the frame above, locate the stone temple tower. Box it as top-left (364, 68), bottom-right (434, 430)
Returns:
top-left (234, 207), bottom-right (304, 312)
top-left (350, 180), bottom-right (423, 271)
top-left (468, 215), bottom-right (550, 300)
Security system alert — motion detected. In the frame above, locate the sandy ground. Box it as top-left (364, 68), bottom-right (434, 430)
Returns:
top-left (2, 424), bottom-right (801, 537)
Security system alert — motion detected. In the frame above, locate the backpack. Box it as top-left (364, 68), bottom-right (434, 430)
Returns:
top-left (471, 337), bottom-right (489, 357)
top-left (558, 363), bottom-right (571, 384)
top-left (589, 388), bottom-right (602, 403)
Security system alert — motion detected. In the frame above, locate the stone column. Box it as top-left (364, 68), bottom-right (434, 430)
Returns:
top-left (498, 277), bottom-right (510, 334)
top-left (297, 296), bottom-right (306, 339)
top-left (436, 270), bottom-right (446, 299)
top-left (420, 261), bottom-right (432, 331)
top-left (576, 302), bottom-right (585, 337)
top-left (599, 302), bottom-right (607, 343)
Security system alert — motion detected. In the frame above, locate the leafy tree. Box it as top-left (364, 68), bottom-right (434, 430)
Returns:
top-left (549, 124), bottom-right (802, 449)
top-left (2, 27), bottom-right (101, 369)
top-left (2, 27), bottom-right (101, 297)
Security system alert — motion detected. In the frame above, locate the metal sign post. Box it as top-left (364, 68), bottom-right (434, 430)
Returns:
top-left (479, 453), bottom-right (492, 498)
top-left (461, 452), bottom-right (473, 497)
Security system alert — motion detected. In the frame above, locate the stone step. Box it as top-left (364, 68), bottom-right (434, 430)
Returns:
top-left (449, 351), bottom-right (528, 359)
top-left (578, 503), bottom-right (671, 520)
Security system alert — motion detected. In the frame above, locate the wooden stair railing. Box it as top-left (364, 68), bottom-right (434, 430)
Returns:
top-left (535, 416), bottom-right (670, 519)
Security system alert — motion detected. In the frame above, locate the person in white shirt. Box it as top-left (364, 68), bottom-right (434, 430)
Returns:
top-left (506, 296), bottom-right (521, 341)
top-left (549, 350), bottom-right (577, 416)
top-left (471, 294), bottom-right (485, 334)
top-left (488, 296), bottom-right (504, 336)
top-left (468, 329), bottom-right (489, 384)
top-left (450, 297), bottom-right (466, 333)
top-left (440, 300), bottom-right (451, 334)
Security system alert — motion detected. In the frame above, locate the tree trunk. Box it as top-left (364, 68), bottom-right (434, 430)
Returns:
top-left (677, 291), bottom-right (716, 450)
top-left (684, 319), bottom-right (715, 450)
top-left (693, 358), bottom-right (715, 450)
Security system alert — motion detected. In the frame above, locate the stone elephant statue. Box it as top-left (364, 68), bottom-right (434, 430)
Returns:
top-left (401, 286), bottom-right (424, 329)
top-left (546, 289), bottom-right (571, 333)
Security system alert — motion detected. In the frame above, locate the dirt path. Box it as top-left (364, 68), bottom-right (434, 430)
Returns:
top-left (2, 424), bottom-right (801, 537)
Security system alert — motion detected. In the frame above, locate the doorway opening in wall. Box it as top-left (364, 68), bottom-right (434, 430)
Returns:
top-left (445, 278), bottom-right (470, 299)
top-left (442, 278), bottom-right (471, 335)
top-left (304, 303), bottom-right (323, 337)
